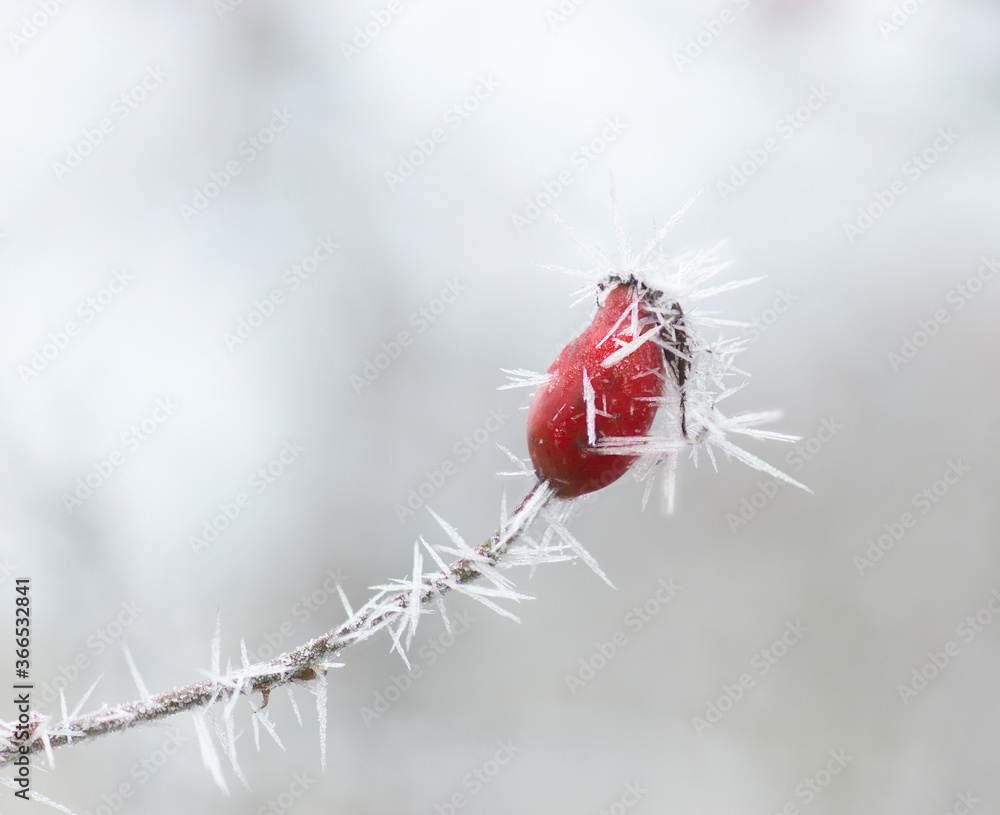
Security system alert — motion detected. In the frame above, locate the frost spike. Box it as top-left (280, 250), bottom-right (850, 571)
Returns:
top-left (69, 675), bottom-right (103, 721)
top-left (285, 686), bottom-right (303, 726)
top-left (582, 369), bottom-right (597, 446)
top-left (315, 672), bottom-right (328, 770)
top-left (211, 611), bottom-right (222, 678)
top-left (193, 712), bottom-right (229, 796)
top-left (599, 325), bottom-right (660, 368)
top-left (121, 642), bottom-right (151, 703)
top-left (540, 507), bottom-right (615, 589)
top-left (335, 582), bottom-right (354, 619)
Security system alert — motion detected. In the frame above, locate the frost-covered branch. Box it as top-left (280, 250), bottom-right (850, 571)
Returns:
top-left (1, 188), bottom-right (809, 801)
top-left (0, 481), bottom-right (565, 770)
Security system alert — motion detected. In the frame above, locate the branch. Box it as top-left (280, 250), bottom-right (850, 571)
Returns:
top-left (1, 482), bottom-right (558, 769)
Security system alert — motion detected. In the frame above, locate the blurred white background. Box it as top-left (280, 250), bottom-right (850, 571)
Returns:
top-left (2, 0), bottom-right (999, 812)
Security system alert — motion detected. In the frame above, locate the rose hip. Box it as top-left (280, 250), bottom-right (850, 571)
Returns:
top-left (527, 283), bottom-right (666, 498)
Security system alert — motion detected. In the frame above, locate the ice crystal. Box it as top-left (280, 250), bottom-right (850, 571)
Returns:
top-left (0, 775), bottom-right (80, 814)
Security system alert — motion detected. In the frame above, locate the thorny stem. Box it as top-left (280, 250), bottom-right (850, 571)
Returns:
top-left (0, 482), bottom-right (549, 768)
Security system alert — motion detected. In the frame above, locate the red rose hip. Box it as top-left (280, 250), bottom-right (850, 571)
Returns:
top-left (527, 283), bottom-right (666, 498)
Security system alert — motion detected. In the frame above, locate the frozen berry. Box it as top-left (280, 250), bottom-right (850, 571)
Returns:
top-left (527, 283), bottom-right (665, 498)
